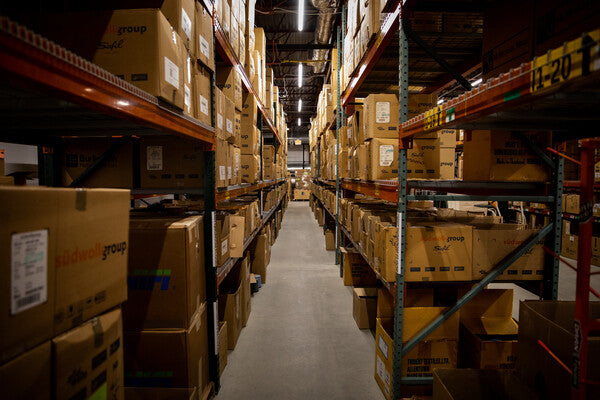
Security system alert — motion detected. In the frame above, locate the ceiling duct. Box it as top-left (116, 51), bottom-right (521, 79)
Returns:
top-left (310, 0), bottom-right (337, 73)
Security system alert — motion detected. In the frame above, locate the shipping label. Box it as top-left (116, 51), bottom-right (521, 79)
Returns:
top-left (184, 84), bottom-right (191, 111)
top-left (375, 101), bottom-right (390, 123)
top-left (217, 113), bottom-right (224, 130)
top-left (379, 145), bottom-right (394, 166)
top-left (376, 355), bottom-right (391, 395)
top-left (164, 57), bottom-right (180, 88)
top-left (378, 334), bottom-right (389, 358)
top-left (146, 146), bottom-right (163, 170)
top-left (181, 9), bottom-right (192, 40)
top-left (200, 35), bottom-right (210, 59)
top-left (11, 230), bottom-right (48, 314)
top-left (200, 95), bottom-right (209, 116)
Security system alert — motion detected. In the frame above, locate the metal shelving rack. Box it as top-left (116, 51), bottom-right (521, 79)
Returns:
top-left (0, 2), bottom-right (287, 394)
top-left (325, 0), bottom-right (600, 397)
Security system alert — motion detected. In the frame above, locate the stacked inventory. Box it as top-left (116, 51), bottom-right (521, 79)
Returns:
top-left (294, 169), bottom-right (311, 200)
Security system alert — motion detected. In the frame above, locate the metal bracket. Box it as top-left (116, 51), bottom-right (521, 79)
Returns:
top-left (69, 136), bottom-right (129, 187)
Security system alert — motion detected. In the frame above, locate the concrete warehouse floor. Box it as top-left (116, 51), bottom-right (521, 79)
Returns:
top-left (217, 201), bottom-right (385, 400)
top-left (217, 201), bottom-right (600, 399)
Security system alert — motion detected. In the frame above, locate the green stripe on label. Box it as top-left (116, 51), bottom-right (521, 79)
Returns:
top-left (163, 269), bottom-right (171, 276)
top-left (504, 89), bottom-right (521, 102)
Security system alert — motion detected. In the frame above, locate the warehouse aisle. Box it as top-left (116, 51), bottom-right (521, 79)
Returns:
top-left (217, 202), bottom-right (384, 400)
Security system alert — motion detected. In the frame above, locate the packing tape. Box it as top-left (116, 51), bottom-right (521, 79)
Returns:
top-left (91, 317), bottom-right (104, 348)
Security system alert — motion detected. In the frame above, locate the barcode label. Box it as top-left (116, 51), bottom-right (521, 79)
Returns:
top-left (200, 35), bottom-right (209, 58)
top-left (11, 230), bottom-right (48, 314)
top-left (16, 292), bottom-right (41, 309)
top-left (164, 57), bottom-right (180, 88)
top-left (200, 95), bottom-right (209, 116)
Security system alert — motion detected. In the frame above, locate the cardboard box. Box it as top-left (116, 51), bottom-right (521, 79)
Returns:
top-left (363, 94), bottom-right (399, 140)
top-left (459, 289), bottom-right (518, 370)
top-left (472, 224), bottom-right (544, 280)
top-left (375, 308), bottom-right (459, 399)
top-left (407, 138), bottom-right (443, 179)
top-left (263, 145), bottom-right (275, 161)
top-left (62, 138), bottom-right (134, 188)
top-left (241, 256), bottom-right (252, 326)
top-left (463, 131), bottom-right (551, 182)
top-left (124, 387), bottom-right (197, 400)
top-left (367, 138), bottom-right (398, 180)
top-left (53, 308), bottom-right (123, 400)
top-left (216, 213), bottom-right (231, 267)
top-left (325, 229), bottom-right (336, 250)
top-left (294, 189), bottom-right (311, 200)
top-left (516, 301), bottom-right (600, 400)
top-left (124, 303), bottom-right (208, 390)
top-left (341, 247), bottom-right (377, 286)
top-left (223, 96), bottom-right (236, 142)
top-left (218, 279), bottom-right (242, 350)
top-left (140, 137), bottom-right (205, 189)
top-left (241, 125), bottom-right (260, 155)
top-left (1, 341), bottom-right (51, 400)
top-left (241, 154), bottom-right (260, 183)
top-left (408, 94), bottom-right (437, 120)
top-left (232, 145), bottom-right (241, 185)
top-left (432, 369), bottom-right (541, 400)
top-left (0, 187), bottom-right (129, 363)
top-left (218, 321), bottom-right (228, 376)
top-left (162, 0), bottom-right (195, 54)
top-left (353, 287), bottom-right (377, 329)
top-left (216, 67), bottom-right (242, 111)
top-left (251, 233), bottom-right (269, 283)
top-left (181, 50), bottom-right (194, 116)
top-left (125, 215), bottom-right (205, 330)
top-left (193, 63), bottom-right (212, 126)
top-left (405, 222), bottom-right (473, 282)
top-left (564, 194), bottom-right (580, 214)
top-left (215, 137), bottom-right (229, 187)
top-left (196, 2), bottom-right (214, 69)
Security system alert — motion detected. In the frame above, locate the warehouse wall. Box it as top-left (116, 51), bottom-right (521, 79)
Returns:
top-left (287, 143), bottom-right (310, 168)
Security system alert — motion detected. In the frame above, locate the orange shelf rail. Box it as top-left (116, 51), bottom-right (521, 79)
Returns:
top-left (215, 178), bottom-right (286, 203)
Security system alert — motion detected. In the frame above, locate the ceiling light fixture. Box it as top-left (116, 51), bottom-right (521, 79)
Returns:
top-left (298, 63), bottom-right (303, 87)
top-left (472, 78), bottom-right (482, 87)
top-left (298, 118), bottom-right (301, 126)
top-left (298, 0), bottom-right (304, 31)
top-left (298, 99), bottom-right (302, 112)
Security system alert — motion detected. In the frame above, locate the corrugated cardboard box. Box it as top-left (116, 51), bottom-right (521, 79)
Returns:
top-left (125, 215), bottom-right (205, 330)
top-left (325, 229), bottom-right (336, 250)
top-left (218, 321), bottom-right (228, 376)
top-left (241, 154), bottom-right (260, 183)
top-left (341, 247), bottom-right (377, 286)
top-left (54, 308), bottom-right (123, 400)
top-left (363, 94), bottom-right (399, 140)
top-left (241, 125), bottom-right (260, 155)
top-left (218, 278), bottom-right (242, 350)
top-left (251, 233), bottom-right (269, 283)
top-left (216, 67), bottom-right (242, 111)
top-left (124, 303), bottom-right (208, 390)
top-left (1, 341), bottom-right (51, 400)
top-left (216, 213), bottom-right (231, 267)
top-left (241, 255), bottom-right (252, 327)
top-left (196, 2), bottom-right (214, 69)
top-left (0, 187), bottom-right (129, 363)
top-left (161, 0), bottom-right (195, 55)
top-left (193, 63), bottom-right (212, 126)
top-left (407, 138), bottom-right (444, 179)
top-left (353, 287), bottom-right (377, 329)
top-left (367, 138), bottom-right (398, 180)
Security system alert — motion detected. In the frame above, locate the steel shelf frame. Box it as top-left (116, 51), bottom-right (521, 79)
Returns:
top-left (215, 178), bottom-right (286, 203)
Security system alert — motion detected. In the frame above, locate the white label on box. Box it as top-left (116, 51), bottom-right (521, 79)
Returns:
top-left (217, 114), bottom-right (224, 130)
top-left (11, 230), bottom-right (48, 315)
top-left (186, 57), bottom-right (192, 84)
top-left (221, 239), bottom-right (228, 256)
top-left (379, 144), bottom-right (394, 166)
top-left (375, 101), bottom-right (390, 123)
top-left (184, 84), bottom-right (191, 110)
top-left (181, 9), bottom-right (192, 40)
top-left (228, 166), bottom-right (232, 179)
top-left (200, 95), bottom-right (209, 116)
top-left (378, 335), bottom-right (389, 358)
top-left (146, 146), bottom-right (163, 170)
top-left (227, 119), bottom-right (233, 134)
top-left (376, 355), bottom-right (391, 395)
top-left (219, 166), bottom-right (226, 181)
top-left (200, 35), bottom-right (210, 59)
top-left (164, 56), bottom-right (180, 88)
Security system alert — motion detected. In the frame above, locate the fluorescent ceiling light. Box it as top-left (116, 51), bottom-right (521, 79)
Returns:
top-left (472, 78), bottom-right (482, 87)
top-left (298, 63), bottom-right (303, 87)
top-left (298, 118), bottom-right (301, 126)
top-left (298, 0), bottom-right (304, 31)
top-left (298, 99), bottom-right (302, 112)
top-left (437, 98), bottom-right (444, 105)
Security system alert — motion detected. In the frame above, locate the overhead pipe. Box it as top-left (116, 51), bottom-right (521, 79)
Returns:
top-left (310, 0), bottom-right (338, 73)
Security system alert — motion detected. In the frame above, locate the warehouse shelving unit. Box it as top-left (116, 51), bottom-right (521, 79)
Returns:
top-left (319, 0), bottom-right (600, 396)
top-left (0, 3), bottom-right (287, 394)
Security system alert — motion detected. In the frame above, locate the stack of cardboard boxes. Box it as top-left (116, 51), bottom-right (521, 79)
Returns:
top-left (1, 187), bottom-right (129, 399)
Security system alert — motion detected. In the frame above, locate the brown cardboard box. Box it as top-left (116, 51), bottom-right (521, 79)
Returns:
top-left (216, 67), bottom-right (242, 111)
top-left (459, 289), bottom-right (518, 370)
top-left (0, 187), bottom-right (129, 363)
top-left (463, 131), bottom-right (551, 182)
top-left (196, 2), bottom-right (214, 69)
top-left (1, 341), bottom-right (51, 400)
top-left (181, 50), bottom-right (194, 117)
top-left (408, 94), bottom-right (437, 120)
top-left (232, 110), bottom-right (242, 148)
top-left (241, 92), bottom-right (258, 128)
top-left (341, 247), bottom-right (377, 286)
top-left (251, 233), bottom-right (269, 283)
top-left (432, 369), bottom-right (541, 400)
top-left (232, 146), bottom-right (241, 185)
top-left (472, 224), bottom-right (544, 280)
top-left (241, 154), bottom-right (260, 183)
top-left (374, 222), bottom-right (397, 282)
top-left (224, 96), bottom-right (236, 143)
top-left (367, 138), bottom-right (398, 180)
top-left (125, 215), bottom-right (205, 330)
top-left (407, 138), bottom-right (442, 179)
top-left (215, 137), bottom-right (229, 187)
top-left (216, 213), bottom-right (231, 267)
top-left (218, 321), bottom-right (228, 376)
top-left (325, 229), bottom-right (336, 250)
top-left (241, 255), bottom-right (252, 326)
top-left (353, 287), bottom-right (377, 329)
top-left (193, 63), bottom-right (212, 126)
top-left (54, 308), bottom-right (123, 400)
top-left (405, 222), bottom-right (473, 282)
top-left (94, 10), bottom-right (185, 109)
top-left (162, 0), bottom-right (195, 54)
top-left (140, 137), bottom-right (205, 189)
top-left (124, 303), bottom-right (208, 390)
top-left (294, 189), bottom-right (311, 200)
top-left (516, 301), bottom-right (600, 400)
top-left (363, 94), bottom-right (399, 140)
top-left (215, 88), bottom-right (225, 139)
top-left (263, 145), bottom-right (275, 161)
top-left (62, 138), bottom-right (134, 188)
top-left (218, 279), bottom-right (242, 350)
top-left (375, 308), bottom-right (459, 399)
top-left (124, 387), bottom-right (197, 400)
top-left (564, 194), bottom-right (580, 214)
top-left (241, 125), bottom-right (260, 155)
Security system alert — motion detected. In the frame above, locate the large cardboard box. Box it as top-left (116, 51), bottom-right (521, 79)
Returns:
top-left (353, 287), bottom-right (377, 329)
top-left (162, 0), bottom-right (195, 54)
top-left (405, 222), bottom-right (472, 282)
top-left (325, 229), bottom-right (336, 250)
top-left (218, 321), bottom-right (228, 376)
top-left (459, 289), bottom-right (518, 370)
top-left (241, 125), bottom-right (260, 155)
top-left (140, 137), bottom-right (205, 189)
top-left (215, 137), bottom-right (229, 187)
top-left (218, 279), bottom-right (242, 350)
top-left (62, 138), bottom-right (134, 188)
top-left (124, 387), bottom-right (197, 400)
top-left (472, 224), bottom-right (544, 280)
top-left (241, 255), bottom-right (252, 327)
top-left (407, 138), bottom-right (443, 179)
top-left (53, 308), bottom-right (124, 400)
top-left (125, 215), bottom-right (205, 330)
top-left (241, 154), bottom-right (260, 183)
top-left (463, 131), bottom-right (551, 182)
top-left (375, 308), bottom-right (459, 399)
top-left (195, 1), bottom-right (214, 69)
top-left (341, 247), bottom-right (377, 286)
top-left (251, 233), bottom-right (269, 283)
top-left (0, 187), bottom-right (129, 363)
top-left (216, 213), bottom-right (231, 267)
top-left (1, 341), bottom-right (51, 400)
top-left (124, 303), bottom-right (208, 390)
top-left (363, 94), bottom-right (399, 140)
top-left (516, 301), bottom-right (600, 400)
top-left (367, 138), bottom-right (398, 180)
top-left (193, 63), bottom-right (212, 126)
top-left (216, 67), bottom-right (242, 111)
